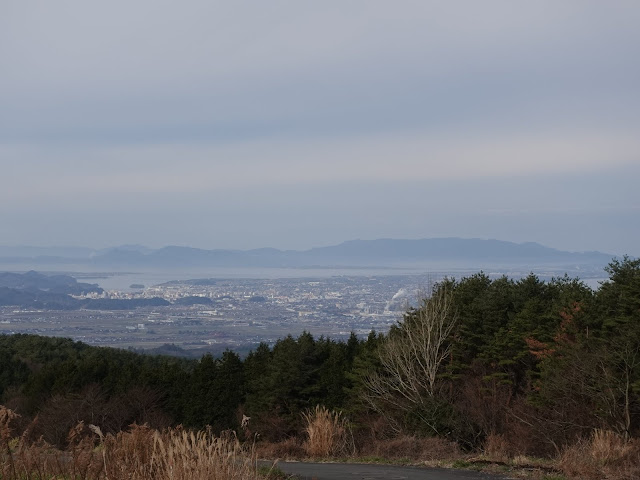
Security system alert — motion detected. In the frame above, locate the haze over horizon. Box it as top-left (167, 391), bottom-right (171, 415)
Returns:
top-left (0, 236), bottom-right (622, 257)
top-left (2, 1), bottom-right (639, 256)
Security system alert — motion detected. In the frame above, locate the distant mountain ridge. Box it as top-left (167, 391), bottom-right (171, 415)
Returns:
top-left (0, 238), bottom-right (615, 269)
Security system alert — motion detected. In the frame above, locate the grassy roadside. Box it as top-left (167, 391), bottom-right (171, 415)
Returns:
top-left (2, 405), bottom-right (638, 480)
top-left (253, 407), bottom-right (639, 480)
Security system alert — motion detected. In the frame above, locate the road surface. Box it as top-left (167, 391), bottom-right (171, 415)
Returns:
top-left (265, 461), bottom-right (510, 480)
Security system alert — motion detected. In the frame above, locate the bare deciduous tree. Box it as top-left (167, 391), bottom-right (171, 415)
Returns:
top-left (361, 288), bottom-right (457, 433)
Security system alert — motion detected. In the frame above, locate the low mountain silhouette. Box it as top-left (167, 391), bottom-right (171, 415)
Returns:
top-left (303, 238), bottom-right (612, 263)
top-left (1, 238), bottom-right (615, 269)
top-left (87, 238), bottom-right (613, 268)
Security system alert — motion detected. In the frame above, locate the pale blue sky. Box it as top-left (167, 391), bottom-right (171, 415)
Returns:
top-left (1, 1), bottom-right (639, 255)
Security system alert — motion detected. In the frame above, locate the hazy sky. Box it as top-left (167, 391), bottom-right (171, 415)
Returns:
top-left (1, 1), bottom-right (639, 255)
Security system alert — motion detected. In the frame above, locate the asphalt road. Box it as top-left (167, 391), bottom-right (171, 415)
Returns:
top-left (265, 462), bottom-right (510, 480)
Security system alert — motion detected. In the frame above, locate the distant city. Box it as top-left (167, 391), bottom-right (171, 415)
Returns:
top-left (0, 273), bottom-right (450, 356)
top-left (0, 237), bottom-right (617, 356)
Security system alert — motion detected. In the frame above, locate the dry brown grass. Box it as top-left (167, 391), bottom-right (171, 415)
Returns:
top-left (0, 406), bottom-right (18, 443)
top-left (559, 429), bottom-right (640, 480)
top-left (0, 405), bottom-right (262, 480)
top-left (255, 436), bottom-right (307, 460)
top-left (360, 434), bottom-right (462, 461)
top-left (302, 405), bottom-right (354, 457)
top-left (482, 433), bottom-right (512, 463)
top-left (589, 429), bottom-right (634, 464)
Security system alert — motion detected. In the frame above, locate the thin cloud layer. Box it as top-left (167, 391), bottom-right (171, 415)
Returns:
top-left (1, 1), bottom-right (639, 254)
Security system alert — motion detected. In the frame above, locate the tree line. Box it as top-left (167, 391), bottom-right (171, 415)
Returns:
top-left (0, 257), bottom-right (638, 455)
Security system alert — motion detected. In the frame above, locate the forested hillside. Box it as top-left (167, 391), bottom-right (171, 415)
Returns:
top-left (1, 257), bottom-right (638, 459)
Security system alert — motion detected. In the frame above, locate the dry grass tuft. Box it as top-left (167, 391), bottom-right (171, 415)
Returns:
top-left (302, 405), bottom-right (354, 458)
top-left (483, 433), bottom-right (511, 463)
top-left (147, 427), bottom-right (256, 480)
top-left (559, 429), bottom-right (640, 480)
top-left (0, 406), bottom-right (18, 446)
top-left (102, 423), bottom-right (157, 478)
top-left (0, 408), bottom-right (261, 480)
top-left (589, 429), bottom-right (633, 464)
